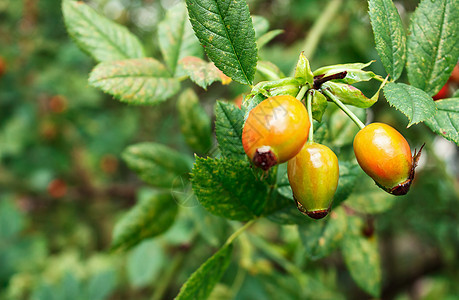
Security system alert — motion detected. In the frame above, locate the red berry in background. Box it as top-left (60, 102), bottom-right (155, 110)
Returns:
top-left (242, 95), bottom-right (310, 170)
top-left (287, 142), bottom-right (339, 219)
top-left (49, 95), bottom-right (68, 113)
top-left (353, 123), bottom-right (423, 195)
top-left (432, 83), bottom-right (450, 100)
top-left (47, 179), bottom-right (68, 198)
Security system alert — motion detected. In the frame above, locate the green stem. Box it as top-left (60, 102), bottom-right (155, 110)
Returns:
top-left (296, 85), bottom-right (308, 101)
top-left (224, 220), bottom-right (255, 247)
top-left (323, 88), bottom-right (365, 130)
top-left (302, 0), bottom-right (342, 60)
top-left (306, 91), bottom-right (314, 143)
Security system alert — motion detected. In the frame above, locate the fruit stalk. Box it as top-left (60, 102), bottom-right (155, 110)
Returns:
top-left (323, 88), bottom-right (365, 129)
top-left (306, 91), bottom-right (314, 143)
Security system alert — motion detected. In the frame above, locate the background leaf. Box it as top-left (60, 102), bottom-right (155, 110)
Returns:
top-left (323, 82), bottom-right (376, 108)
top-left (383, 82), bottom-right (437, 126)
top-left (332, 162), bottom-right (361, 207)
top-left (298, 206), bottom-right (347, 260)
top-left (328, 105), bottom-right (366, 147)
top-left (191, 157), bottom-right (269, 221)
top-left (89, 58), bottom-right (180, 105)
top-left (127, 240), bottom-right (165, 288)
top-left (425, 98), bottom-right (459, 145)
top-left (407, 0), bottom-right (459, 96)
top-left (177, 89), bottom-right (212, 153)
top-left (186, 0), bottom-right (258, 85)
top-left (368, 0), bottom-right (406, 80)
top-left (341, 216), bottom-right (381, 297)
top-left (62, 0), bottom-right (145, 62)
top-left (215, 101), bottom-right (246, 160)
top-left (180, 56), bottom-right (230, 89)
top-left (122, 143), bottom-right (193, 188)
top-left (158, 3), bottom-right (203, 77)
top-left (176, 243), bottom-right (233, 300)
top-left (111, 192), bottom-right (178, 251)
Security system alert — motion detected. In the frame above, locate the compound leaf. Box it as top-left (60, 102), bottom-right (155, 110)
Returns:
top-left (383, 82), bottom-right (436, 127)
top-left (89, 58), bottom-right (180, 105)
top-left (158, 3), bottom-right (203, 76)
top-left (122, 143), bottom-right (193, 188)
top-left (62, 0), bottom-right (145, 62)
top-left (177, 89), bottom-right (212, 154)
top-left (298, 206), bottom-right (347, 260)
top-left (341, 216), bottom-right (381, 297)
top-left (111, 192), bottom-right (177, 251)
top-left (425, 98), bottom-right (459, 145)
top-left (215, 101), bottom-right (246, 160)
top-left (368, 0), bottom-right (406, 80)
top-left (180, 56), bottom-right (231, 89)
top-left (186, 0), bottom-right (258, 85)
top-left (176, 243), bottom-right (233, 300)
top-left (191, 157), bottom-right (268, 221)
top-left (407, 0), bottom-right (459, 96)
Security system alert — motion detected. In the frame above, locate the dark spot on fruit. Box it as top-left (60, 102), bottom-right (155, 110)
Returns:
top-left (252, 147), bottom-right (277, 170)
top-left (306, 209), bottom-right (329, 219)
top-left (293, 195), bottom-right (330, 220)
top-left (389, 179), bottom-right (412, 195)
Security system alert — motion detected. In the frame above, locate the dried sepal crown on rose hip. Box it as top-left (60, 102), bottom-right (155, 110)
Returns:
top-left (241, 53), bottom-right (423, 218)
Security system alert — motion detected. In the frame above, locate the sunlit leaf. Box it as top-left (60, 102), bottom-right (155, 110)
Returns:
top-left (62, 0), bottom-right (145, 62)
top-left (89, 58), bottom-right (180, 105)
top-left (186, 0), bottom-right (258, 85)
top-left (368, 0), bottom-right (406, 80)
top-left (383, 82), bottom-right (437, 127)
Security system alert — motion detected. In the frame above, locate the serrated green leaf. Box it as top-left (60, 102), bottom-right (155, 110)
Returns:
top-left (311, 90), bottom-right (328, 122)
top-left (295, 52), bottom-right (314, 86)
top-left (252, 15), bottom-right (269, 38)
top-left (298, 206), bottom-right (347, 260)
top-left (215, 101), bottom-right (246, 160)
top-left (368, 0), bottom-right (406, 80)
top-left (122, 143), bottom-right (192, 188)
top-left (328, 105), bottom-right (366, 147)
top-left (407, 0), bottom-right (459, 96)
top-left (89, 58), bottom-right (180, 105)
top-left (256, 61), bottom-right (285, 81)
top-left (111, 192), bottom-right (177, 251)
top-left (62, 0), bottom-right (145, 62)
top-left (257, 29), bottom-right (284, 49)
top-left (425, 98), bottom-right (459, 145)
top-left (191, 157), bottom-right (269, 221)
top-left (313, 61), bottom-right (383, 84)
top-left (176, 243), bottom-right (233, 300)
top-left (341, 216), bottom-right (381, 297)
top-left (186, 0), bottom-right (258, 85)
top-left (323, 82), bottom-right (376, 108)
top-left (178, 89), bottom-right (212, 153)
top-left (180, 56), bottom-right (231, 89)
top-left (158, 3), bottom-right (203, 77)
top-left (383, 82), bottom-right (437, 127)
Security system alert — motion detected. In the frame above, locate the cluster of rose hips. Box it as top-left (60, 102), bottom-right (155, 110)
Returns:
top-left (242, 94), bottom-right (422, 220)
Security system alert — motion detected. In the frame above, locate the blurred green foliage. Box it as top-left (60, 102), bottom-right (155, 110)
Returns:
top-left (1, 0), bottom-right (458, 299)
